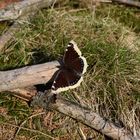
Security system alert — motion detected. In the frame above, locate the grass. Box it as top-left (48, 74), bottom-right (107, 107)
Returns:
top-left (0, 1), bottom-right (140, 139)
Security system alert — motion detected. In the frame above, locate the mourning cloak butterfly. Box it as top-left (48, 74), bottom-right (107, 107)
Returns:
top-left (52, 40), bottom-right (88, 93)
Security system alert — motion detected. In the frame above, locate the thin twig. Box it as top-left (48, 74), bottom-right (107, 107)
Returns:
top-left (77, 123), bottom-right (86, 140)
top-left (2, 122), bottom-right (55, 139)
top-left (13, 111), bottom-right (46, 139)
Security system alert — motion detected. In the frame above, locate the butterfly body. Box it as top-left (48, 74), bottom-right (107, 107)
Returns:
top-left (52, 40), bottom-right (87, 93)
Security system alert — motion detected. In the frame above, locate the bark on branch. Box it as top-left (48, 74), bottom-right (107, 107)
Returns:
top-left (0, 0), bottom-right (55, 21)
top-left (31, 92), bottom-right (140, 140)
top-left (112, 0), bottom-right (140, 8)
top-left (0, 61), bottom-right (59, 92)
top-left (0, 0), bottom-right (139, 22)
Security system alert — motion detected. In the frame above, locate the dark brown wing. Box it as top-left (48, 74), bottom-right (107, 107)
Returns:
top-left (63, 41), bottom-right (87, 74)
top-left (63, 42), bottom-right (81, 64)
top-left (51, 69), bottom-right (82, 93)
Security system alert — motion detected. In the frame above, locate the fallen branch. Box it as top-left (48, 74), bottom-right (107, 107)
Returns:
top-left (31, 91), bottom-right (140, 140)
top-left (0, 0), bottom-right (55, 21)
top-left (8, 87), bottom-right (37, 101)
top-left (0, 61), bottom-right (59, 92)
top-left (112, 0), bottom-right (140, 8)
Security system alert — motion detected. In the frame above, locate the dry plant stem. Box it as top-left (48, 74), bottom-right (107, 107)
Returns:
top-left (2, 122), bottom-right (55, 139)
top-left (32, 93), bottom-right (140, 140)
top-left (77, 124), bottom-right (86, 140)
top-left (112, 0), bottom-right (140, 8)
top-left (0, 61), bottom-right (59, 92)
top-left (14, 112), bottom-right (46, 139)
top-left (0, 0), bottom-right (56, 21)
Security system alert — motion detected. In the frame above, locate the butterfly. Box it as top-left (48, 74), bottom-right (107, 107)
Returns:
top-left (51, 40), bottom-right (88, 93)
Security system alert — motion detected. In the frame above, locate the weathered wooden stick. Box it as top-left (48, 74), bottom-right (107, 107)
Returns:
top-left (113, 0), bottom-right (140, 8)
top-left (0, 61), bottom-right (59, 92)
top-left (9, 87), bottom-right (37, 101)
top-left (31, 92), bottom-right (140, 140)
top-left (0, 0), bottom-right (56, 21)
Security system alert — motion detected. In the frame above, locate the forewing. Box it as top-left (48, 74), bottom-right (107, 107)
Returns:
top-left (63, 41), bottom-right (81, 65)
top-left (63, 41), bottom-right (87, 74)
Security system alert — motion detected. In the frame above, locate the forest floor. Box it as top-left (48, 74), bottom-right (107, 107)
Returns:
top-left (0, 1), bottom-right (140, 139)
